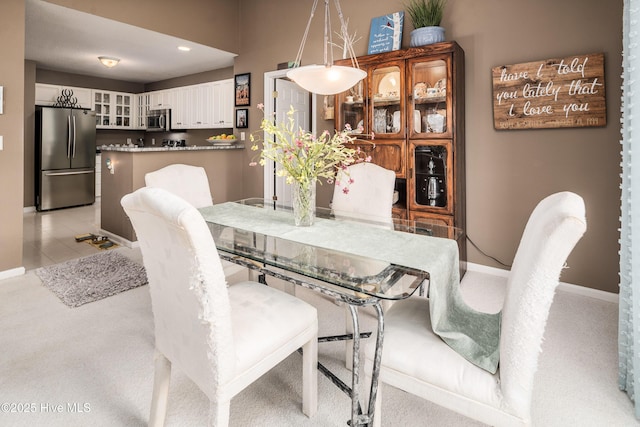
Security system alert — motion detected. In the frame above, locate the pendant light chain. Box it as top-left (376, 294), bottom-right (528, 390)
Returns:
top-left (324, 0), bottom-right (332, 67)
top-left (333, 0), bottom-right (360, 69)
top-left (294, 0), bottom-right (319, 69)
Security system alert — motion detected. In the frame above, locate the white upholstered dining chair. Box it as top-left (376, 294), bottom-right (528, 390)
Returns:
top-left (364, 191), bottom-right (587, 427)
top-left (121, 187), bottom-right (318, 426)
top-left (331, 162), bottom-right (396, 227)
top-left (145, 163), bottom-right (247, 281)
top-left (145, 163), bottom-right (214, 208)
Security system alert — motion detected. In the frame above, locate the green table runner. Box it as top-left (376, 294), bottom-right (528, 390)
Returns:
top-left (200, 202), bottom-right (501, 373)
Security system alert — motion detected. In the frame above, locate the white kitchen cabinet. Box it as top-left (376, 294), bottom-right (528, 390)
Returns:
top-left (170, 87), bottom-right (190, 129)
top-left (93, 90), bottom-right (135, 129)
top-left (136, 93), bottom-right (149, 129)
top-left (170, 83), bottom-right (215, 129)
top-left (35, 83), bottom-right (92, 109)
top-left (212, 79), bottom-right (233, 128)
top-left (148, 90), bottom-right (172, 110)
top-left (140, 79), bottom-right (232, 130)
top-left (191, 83), bottom-right (214, 128)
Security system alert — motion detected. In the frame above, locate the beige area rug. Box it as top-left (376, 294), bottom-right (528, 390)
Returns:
top-left (35, 251), bottom-right (147, 308)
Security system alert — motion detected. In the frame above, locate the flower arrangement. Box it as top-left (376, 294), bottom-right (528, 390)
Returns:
top-left (250, 103), bottom-right (372, 194)
top-left (250, 103), bottom-right (373, 225)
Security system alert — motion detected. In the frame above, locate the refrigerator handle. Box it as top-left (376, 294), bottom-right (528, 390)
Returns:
top-left (72, 115), bottom-right (77, 158)
top-left (67, 115), bottom-right (72, 158)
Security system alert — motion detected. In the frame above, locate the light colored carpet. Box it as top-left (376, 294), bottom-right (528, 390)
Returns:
top-left (0, 247), bottom-right (636, 426)
top-left (34, 251), bottom-right (147, 307)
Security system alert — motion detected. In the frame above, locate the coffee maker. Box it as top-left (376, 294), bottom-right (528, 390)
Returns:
top-left (415, 146), bottom-right (447, 207)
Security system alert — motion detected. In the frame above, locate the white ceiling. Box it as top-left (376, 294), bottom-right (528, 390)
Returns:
top-left (25, 0), bottom-right (237, 84)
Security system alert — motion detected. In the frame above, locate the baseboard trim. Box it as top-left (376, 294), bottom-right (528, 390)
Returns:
top-left (466, 262), bottom-right (510, 277)
top-left (466, 262), bottom-right (619, 304)
top-left (23, 206), bottom-right (36, 213)
top-left (99, 229), bottom-right (138, 249)
top-left (0, 266), bottom-right (26, 281)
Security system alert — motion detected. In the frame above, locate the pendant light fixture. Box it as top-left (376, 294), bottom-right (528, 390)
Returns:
top-left (287, 0), bottom-right (366, 95)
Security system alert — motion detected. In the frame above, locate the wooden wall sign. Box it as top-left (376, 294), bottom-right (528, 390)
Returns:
top-left (492, 53), bottom-right (606, 130)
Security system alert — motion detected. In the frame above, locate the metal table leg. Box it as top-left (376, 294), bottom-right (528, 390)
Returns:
top-left (345, 301), bottom-right (384, 427)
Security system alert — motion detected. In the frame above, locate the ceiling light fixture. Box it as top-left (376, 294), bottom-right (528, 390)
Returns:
top-left (286, 0), bottom-right (366, 95)
top-left (178, 46), bottom-right (191, 52)
top-left (98, 56), bottom-right (120, 68)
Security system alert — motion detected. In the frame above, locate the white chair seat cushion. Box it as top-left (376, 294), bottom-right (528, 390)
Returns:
top-left (367, 297), bottom-right (502, 409)
top-left (228, 281), bottom-right (317, 375)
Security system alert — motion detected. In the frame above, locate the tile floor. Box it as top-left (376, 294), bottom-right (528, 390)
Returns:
top-left (22, 200), bottom-right (104, 271)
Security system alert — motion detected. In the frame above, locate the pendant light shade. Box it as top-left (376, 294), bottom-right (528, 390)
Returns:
top-left (287, 65), bottom-right (366, 95)
top-left (287, 0), bottom-right (365, 95)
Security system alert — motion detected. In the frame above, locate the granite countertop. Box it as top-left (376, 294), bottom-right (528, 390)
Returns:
top-left (99, 144), bottom-right (244, 152)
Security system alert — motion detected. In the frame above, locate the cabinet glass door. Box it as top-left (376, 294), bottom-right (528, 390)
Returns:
top-left (336, 79), bottom-right (367, 135)
top-left (94, 91), bottom-right (109, 126)
top-left (409, 140), bottom-right (454, 215)
top-left (115, 94), bottom-right (132, 128)
top-left (409, 57), bottom-right (451, 138)
top-left (371, 62), bottom-right (404, 138)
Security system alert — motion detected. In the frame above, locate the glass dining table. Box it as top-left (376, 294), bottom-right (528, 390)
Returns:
top-left (199, 198), bottom-right (463, 427)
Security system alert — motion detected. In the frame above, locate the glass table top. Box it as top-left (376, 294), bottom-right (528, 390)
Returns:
top-left (201, 198), bottom-right (462, 301)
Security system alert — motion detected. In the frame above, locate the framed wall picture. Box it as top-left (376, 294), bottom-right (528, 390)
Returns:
top-left (234, 73), bottom-right (250, 106)
top-left (367, 12), bottom-right (404, 54)
top-left (236, 108), bottom-right (248, 128)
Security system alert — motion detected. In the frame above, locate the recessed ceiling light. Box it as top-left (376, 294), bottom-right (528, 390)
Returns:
top-left (178, 46), bottom-right (191, 52)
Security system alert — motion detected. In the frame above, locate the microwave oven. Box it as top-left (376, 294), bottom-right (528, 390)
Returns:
top-left (146, 109), bottom-right (170, 132)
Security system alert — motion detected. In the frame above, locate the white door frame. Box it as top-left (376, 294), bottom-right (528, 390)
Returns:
top-left (262, 69), bottom-right (317, 200)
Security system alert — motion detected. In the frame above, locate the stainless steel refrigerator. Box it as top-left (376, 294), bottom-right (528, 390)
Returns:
top-left (36, 106), bottom-right (96, 211)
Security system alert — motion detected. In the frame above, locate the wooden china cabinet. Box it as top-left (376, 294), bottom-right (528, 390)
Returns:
top-left (335, 41), bottom-right (466, 260)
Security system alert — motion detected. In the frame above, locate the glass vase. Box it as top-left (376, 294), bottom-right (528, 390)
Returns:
top-left (292, 179), bottom-right (316, 226)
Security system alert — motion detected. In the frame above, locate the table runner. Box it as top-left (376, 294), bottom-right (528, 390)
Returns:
top-left (200, 202), bottom-right (501, 373)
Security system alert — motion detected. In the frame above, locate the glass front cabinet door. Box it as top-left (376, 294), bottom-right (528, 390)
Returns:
top-left (408, 55), bottom-right (452, 139)
top-left (93, 90), bottom-right (134, 129)
top-left (370, 61), bottom-right (405, 139)
top-left (336, 79), bottom-right (367, 134)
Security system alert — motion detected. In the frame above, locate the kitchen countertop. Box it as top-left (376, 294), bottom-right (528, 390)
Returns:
top-left (99, 144), bottom-right (244, 152)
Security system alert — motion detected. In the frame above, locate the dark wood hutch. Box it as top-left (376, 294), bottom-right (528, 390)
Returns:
top-left (334, 41), bottom-right (466, 261)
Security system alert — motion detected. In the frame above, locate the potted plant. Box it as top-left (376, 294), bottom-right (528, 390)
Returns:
top-left (405, 0), bottom-right (447, 47)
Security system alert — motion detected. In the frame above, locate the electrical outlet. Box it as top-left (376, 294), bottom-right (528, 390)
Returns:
top-left (240, 132), bottom-right (245, 141)
top-left (0, 135), bottom-right (3, 150)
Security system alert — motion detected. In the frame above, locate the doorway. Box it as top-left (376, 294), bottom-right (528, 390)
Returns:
top-left (262, 70), bottom-right (316, 203)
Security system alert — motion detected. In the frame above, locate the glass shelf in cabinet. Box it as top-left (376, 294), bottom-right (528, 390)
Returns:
top-left (413, 95), bottom-right (446, 105)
